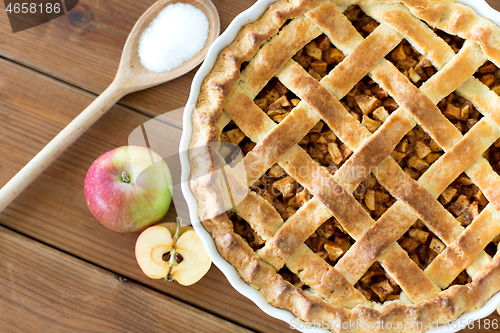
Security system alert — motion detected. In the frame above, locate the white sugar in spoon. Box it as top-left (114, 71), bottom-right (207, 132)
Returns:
top-left (0, 0), bottom-right (219, 211)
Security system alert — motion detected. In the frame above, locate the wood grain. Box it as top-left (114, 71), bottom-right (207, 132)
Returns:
top-left (0, 57), bottom-right (292, 332)
top-left (0, 0), bottom-right (252, 118)
top-left (1, 0), bottom-right (500, 332)
top-left (0, 225), bottom-right (252, 333)
top-left (462, 312), bottom-right (500, 333)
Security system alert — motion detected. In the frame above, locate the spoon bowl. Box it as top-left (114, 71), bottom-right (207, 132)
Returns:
top-left (0, 0), bottom-right (220, 212)
top-left (119, 0), bottom-right (220, 90)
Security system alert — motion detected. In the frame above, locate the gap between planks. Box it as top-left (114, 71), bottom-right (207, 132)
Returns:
top-left (0, 53), bottom-right (293, 332)
top-left (0, 224), bottom-right (254, 333)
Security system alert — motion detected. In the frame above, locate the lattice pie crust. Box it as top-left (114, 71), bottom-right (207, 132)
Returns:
top-left (189, 0), bottom-right (500, 331)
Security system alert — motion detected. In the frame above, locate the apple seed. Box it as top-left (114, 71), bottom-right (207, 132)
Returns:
top-left (162, 252), bottom-right (184, 263)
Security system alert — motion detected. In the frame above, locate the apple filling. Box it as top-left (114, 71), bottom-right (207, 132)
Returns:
top-left (475, 60), bottom-right (500, 94)
top-left (391, 125), bottom-right (443, 180)
top-left (340, 76), bottom-right (399, 134)
top-left (386, 39), bottom-right (437, 88)
top-left (353, 174), bottom-right (396, 220)
top-left (306, 218), bottom-right (354, 266)
top-left (293, 34), bottom-right (346, 81)
top-left (297, 121), bottom-right (353, 174)
top-left (254, 78), bottom-right (301, 123)
top-left (250, 165), bottom-right (311, 221)
top-left (344, 5), bottom-right (379, 39)
top-left (440, 173), bottom-right (489, 227)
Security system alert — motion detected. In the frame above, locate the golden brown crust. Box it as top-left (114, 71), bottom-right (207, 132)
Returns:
top-left (334, 109), bottom-right (415, 192)
top-left (425, 205), bottom-right (500, 289)
top-left (419, 118), bottom-right (500, 198)
top-left (276, 60), bottom-right (371, 149)
top-left (189, 0), bottom-right (500, 331)
top-left (257, 197), bottom-right (331, 269)
top-left (244, 105), bottom-right (320, 185)
top-left (335, 202), bottom-right (416, 284)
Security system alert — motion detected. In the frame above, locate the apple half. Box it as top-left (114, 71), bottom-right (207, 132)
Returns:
top-left (135, 219), bottom-right (211, 286)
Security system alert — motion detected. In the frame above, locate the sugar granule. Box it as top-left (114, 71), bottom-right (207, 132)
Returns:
top-left (139, 3), bottom-right (209, 73)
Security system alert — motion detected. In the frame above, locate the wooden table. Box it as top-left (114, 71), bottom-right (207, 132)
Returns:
top-left (1, 0), bottom-right (500, 332)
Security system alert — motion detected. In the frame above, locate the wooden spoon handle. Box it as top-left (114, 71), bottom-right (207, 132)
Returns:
top-left (0, 80), bottom-right (125, 212)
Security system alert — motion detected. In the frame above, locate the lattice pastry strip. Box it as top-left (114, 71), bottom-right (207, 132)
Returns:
top-left (274, 60), bottom-right (454, 295)
top-left (363, 2), bottom-right (500, 212)
top-left (425, 204), bottom-right (500, 288)
top-left (224, 71), bottom-right (436, 303)
top-left (225, 3), bottom-right (448, 304)
top-left (223, 88), bottom-right (370, 307)
top-left (266, 3), bottom-right (500, 294)
top-left (218, 159), bottom-right (371, 307)
top-left (312, 1), bottom-right (500, 283)
top-left (239, 16), bottom-right (322, 99)
top-left (238, 13), bottom-right (446, 298)
top-left (375, 157), bottom-right (500, 283)
top-left (275, 60), bottom-right (372, 150)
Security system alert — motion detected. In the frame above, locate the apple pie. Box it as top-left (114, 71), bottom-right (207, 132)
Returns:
top-left (189, 0), bottom-right (500, 331)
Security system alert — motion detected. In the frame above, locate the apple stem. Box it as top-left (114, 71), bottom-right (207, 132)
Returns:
top-left (173, 217), bottom-right (182, 240)
top-left (121, 171), bottom-right (130, 183)
top-left (166, 217), bottom-right (183, 282)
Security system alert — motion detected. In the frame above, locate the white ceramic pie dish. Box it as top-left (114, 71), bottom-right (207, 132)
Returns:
top-left (179, 0), bottom-right (500, 332)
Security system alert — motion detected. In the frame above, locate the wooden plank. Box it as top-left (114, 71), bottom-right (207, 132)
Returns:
top-left (0, 58), bottom-right (293, 332)
top-left (3, 61), bottom-right (498, 333)
top-left (0, 0), bottom-right (253, 118)
top-left (0, 225), bottom-right (253, 333)
top-left (0, 0), bottom-right (498, 118)
top-left (462, 312), bottom-right (500, 333)
top-left (1, 0), bottom-right (500, 332)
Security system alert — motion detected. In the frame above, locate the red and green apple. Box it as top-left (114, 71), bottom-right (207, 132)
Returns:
top-left (84, 146), bottom-right (172, 232)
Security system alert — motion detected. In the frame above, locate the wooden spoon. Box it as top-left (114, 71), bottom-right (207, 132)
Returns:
top-left (0, 0), bottom-right (219, 211)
